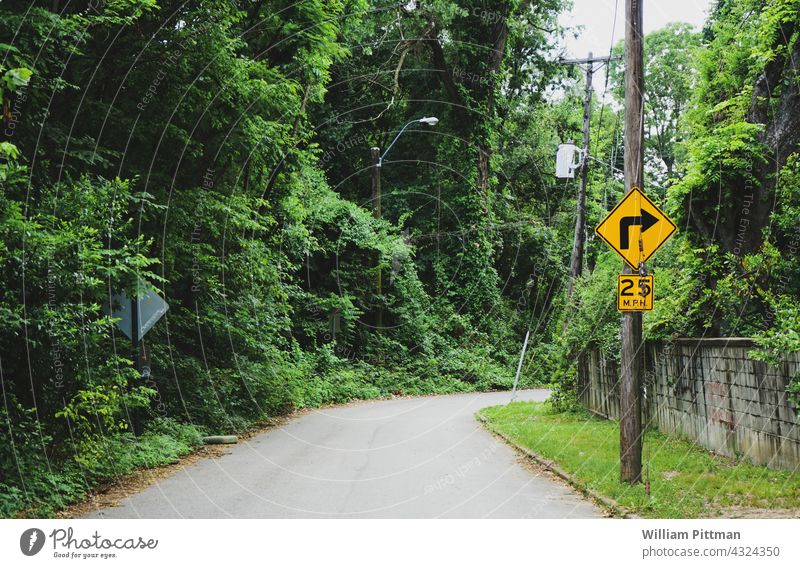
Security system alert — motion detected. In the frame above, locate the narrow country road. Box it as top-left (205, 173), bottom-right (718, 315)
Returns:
top-left (85, 390), bottom-right (602, 518)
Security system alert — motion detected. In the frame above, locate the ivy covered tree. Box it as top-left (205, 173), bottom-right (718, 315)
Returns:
top-left (666, 0), bottom-right (800, 335)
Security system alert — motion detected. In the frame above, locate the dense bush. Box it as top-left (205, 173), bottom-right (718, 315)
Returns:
top-left (0, 1), bottom-right (564, 516)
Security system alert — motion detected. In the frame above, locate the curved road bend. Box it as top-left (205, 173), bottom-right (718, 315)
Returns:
top-left (85, 389), bottom-right (602, 518)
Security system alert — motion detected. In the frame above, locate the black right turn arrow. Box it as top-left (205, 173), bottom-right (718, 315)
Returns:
top-left (619, 209), bottom-right (658, 250)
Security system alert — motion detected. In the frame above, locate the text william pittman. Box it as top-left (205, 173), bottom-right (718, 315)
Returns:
top-left (642, 529), bottom-right (741, 540)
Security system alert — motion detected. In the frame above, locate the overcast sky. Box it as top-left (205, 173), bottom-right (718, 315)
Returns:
top-left (558, 0), bottom-right (714, 90)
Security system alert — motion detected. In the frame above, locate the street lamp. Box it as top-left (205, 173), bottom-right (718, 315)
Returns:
top-left (370, 116), bottom-right (439, 329)
top-left (375, 116), bottom-right (439, 167)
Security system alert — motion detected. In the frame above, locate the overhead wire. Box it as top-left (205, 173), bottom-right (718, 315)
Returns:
top-left (592, 0), bottom-right (620, 161)
top-left (585, 0), bottom-right (621, 262)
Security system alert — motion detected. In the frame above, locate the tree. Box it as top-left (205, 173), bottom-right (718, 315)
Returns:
top-left (610, 22), bottom-right (700, 184)
top-left (2, 0), bottom-right (569, 515)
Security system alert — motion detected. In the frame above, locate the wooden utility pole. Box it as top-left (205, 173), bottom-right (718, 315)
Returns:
top-left (620, 0), bottom-right (645, 484)
top-left (370, 146), bottom-right (383, 330)
top-left (560, 53), bottom-right (620, 305)
top-left (130, 294), bottom-right (142, 436)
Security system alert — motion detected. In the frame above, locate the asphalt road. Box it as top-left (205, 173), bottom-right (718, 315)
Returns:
top-left (85, 389), bottom-right (602, 518)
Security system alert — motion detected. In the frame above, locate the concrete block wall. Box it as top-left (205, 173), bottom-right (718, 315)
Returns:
top-left (577, 338), bottom-right (800, 470)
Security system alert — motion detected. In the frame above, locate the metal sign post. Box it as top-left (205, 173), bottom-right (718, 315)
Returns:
top-left (130, 294), bottom-right (141, 435)
top-left (105, 280), bottom-right (169, 436)
top-left (510, 329), bottom-right (531, 402)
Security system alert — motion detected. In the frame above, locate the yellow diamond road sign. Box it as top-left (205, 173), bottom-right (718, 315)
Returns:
top-left (595, 187), bottom-right (677, 270)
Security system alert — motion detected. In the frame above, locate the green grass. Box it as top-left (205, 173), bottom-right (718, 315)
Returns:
top-left (481, 401), bottom-right (800, 518)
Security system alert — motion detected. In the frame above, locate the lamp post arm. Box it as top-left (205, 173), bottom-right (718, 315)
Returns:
top-left (379, 119), bottom-right (420, 166)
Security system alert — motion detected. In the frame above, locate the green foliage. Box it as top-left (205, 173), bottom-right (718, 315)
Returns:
top-left (0, 398), bottom-right (203, 516)
top-left (1, 0), bottom-right (799, 519)
top-left (610, 22), bottom-right (700, 182)
top-left (1, 0), bottom-right (566, 517)
top-left (663, 0), bottom-right (800, 341)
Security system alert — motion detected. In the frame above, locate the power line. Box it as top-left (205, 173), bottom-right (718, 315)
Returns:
top-left (591, 0), bottom-right (620, 162)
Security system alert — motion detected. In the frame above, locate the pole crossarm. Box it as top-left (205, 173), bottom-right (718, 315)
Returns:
top-left (557, 54), bottom-right (621, 65)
